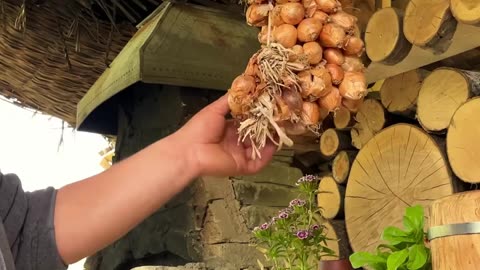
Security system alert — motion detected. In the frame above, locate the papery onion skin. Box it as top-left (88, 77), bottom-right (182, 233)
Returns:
top-left (312, 10), bottom-right (330, 24)
top-left (301, 101), bottom-right (321, 125)
top-left (330, 11), bottom-right (357, 32)
top-left (326, 63), bottom-right (344, 85)
top-left (258, 26), bottom-right (270, 44)
top-left (344, 36), bottom-right (365, 56)
top-left (280, 3), bottom-right (305, 25)
top-left (297, 18), bottom-right (323, 42)
top-left (323, 48), bottom-right (345, 65)
top-left (272, 5), bottom-right (285, 26)
top-left (318, 86), bottom-right (342, 112)
top-left (315, 0), bottom-right (340, 13)
top-left (228, 75), bottom-right (257, 116)
top-left (281, 121), bottom-right (308, 135)
top-left (273, 24), bottom-right (298, 48)
top-left (339, 71), bottom-right (367, 100)
top-left (282, 87), bottom-right (303, 114)
top-left (244, 55), bottom-right (259, 77)
top-left (274, 95), bottom-right (292, 121)
top-left (300, 67), bottom-right (333, 100)
top-left (342, 56), bottom-right (365, 72)
top-left (246, 4), bottom-right (270, 26)
top-left (303, 42), bottom-right (323, 65)
top-left (303, 0), bottom-right (318, 17)
top-left (319, 23), bottom-right (346, 48)
top-left (289, 44), bottom-right (304, 61)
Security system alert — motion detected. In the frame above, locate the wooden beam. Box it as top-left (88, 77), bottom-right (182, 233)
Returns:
top-left (365, 23), bottom-right (480, 83)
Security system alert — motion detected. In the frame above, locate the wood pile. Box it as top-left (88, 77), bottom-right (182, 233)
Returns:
top-left (298, 1), bottom-right (480, 260)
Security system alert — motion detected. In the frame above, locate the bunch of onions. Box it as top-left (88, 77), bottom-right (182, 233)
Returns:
top-left (226, 0), bottom-right (367, 159)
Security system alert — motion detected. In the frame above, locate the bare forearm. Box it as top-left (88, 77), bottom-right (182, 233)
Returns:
top-left (54, 135), bottom-right (198, 264)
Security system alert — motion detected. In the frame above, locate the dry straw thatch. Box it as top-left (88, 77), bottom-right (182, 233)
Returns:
top-left (0, 0), bottom-right (135, 125)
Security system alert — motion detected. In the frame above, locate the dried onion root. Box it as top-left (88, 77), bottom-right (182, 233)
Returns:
top-left (227, 0), bottom-right (366, 159)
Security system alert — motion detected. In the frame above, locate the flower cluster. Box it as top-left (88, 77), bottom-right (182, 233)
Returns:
top-left (251, 175), bottom-right (335, 270)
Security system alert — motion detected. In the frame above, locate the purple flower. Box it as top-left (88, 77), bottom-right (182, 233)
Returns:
top-left (278, 212), bottom-right (289, 219)
top-left (296, 230), bottom-right (309, 239)
top-left (296, 175), bottom-right (317, 185)
top-left (289, 199), bottom-right (306, 207)
top-left (260, 223), bottom-right (270, 230)
top-left (311, 224), bottom-right (320, 231)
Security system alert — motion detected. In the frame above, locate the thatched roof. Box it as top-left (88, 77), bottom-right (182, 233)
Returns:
top-left (0, 0), bottom-right (241, 125)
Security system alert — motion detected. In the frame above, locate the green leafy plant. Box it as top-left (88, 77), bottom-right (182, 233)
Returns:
top-left (349, 205), bottom-right (431, 270)
top-left (252, 175), bottom-right (335, 270)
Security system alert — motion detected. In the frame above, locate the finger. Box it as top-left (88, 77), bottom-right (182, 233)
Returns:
top-left (205, 93), bottom-right (230, 116)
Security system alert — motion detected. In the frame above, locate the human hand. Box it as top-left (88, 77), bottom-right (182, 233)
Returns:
top-left (173, 94), bottom-right (276, 177)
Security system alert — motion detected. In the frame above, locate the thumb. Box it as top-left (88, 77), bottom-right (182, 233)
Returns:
top-left (205, 93), bottom-right (230, 116)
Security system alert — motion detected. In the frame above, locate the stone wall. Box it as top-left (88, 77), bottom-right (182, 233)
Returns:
top-left (85, 85), bottom-right (304, 270)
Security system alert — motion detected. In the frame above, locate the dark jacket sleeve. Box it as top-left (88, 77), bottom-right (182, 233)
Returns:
top-left (0, 171), bottom-right (67, 270)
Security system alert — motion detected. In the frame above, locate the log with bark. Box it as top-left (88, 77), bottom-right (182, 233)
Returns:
top-left (447, 97), bottom-right (480, 184)
top-left (365, 7), bottom-right (411, 65)
top-left (403, 0), bottom-right (458, 54)
top-left (350, 98), bottom-right (387, 149)
top-left (345, 124), bottom-right (456, 254)
top-left (332, 150), bottom-right (357, 185)
top-left (380, 69), bottom-right (429, 119)
top-left (334, 106), bottom-right (355, 130)
top-left (320, 129), bottom-right (353, 158)
top-left (317, 176), bottom-right (345, 219)
top-left (417, 67), bottom-right (480, 133)
top-left (322, 220), bottom-right (352, 261)
top-left (450, 0), bottom-right (480, 25)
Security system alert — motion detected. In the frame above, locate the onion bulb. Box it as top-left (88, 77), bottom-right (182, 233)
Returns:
top-left (228, 75), bottom-right (257, 116)
top-left (301, 102), bottom-right (321, 125)
top-left (244, 55), bottom-right (259, 77)
top-left (315, 0), bottom-right (340, 13)
top-left (282, 88), bottom-right (303, 114)
top-left (344, 36), bottom-right (365, 56)
top-left (326, 63), bottom-right (344, 85)
top-left (300, 67), bottom-right (333, 100)
top-left (289, 44), bottom-right (305, 61)
top-left (318, 86), bottom-right (342, 112)
top-left (272, 5), bottom-right (285, 27)
top-left (330, 11), bottom-right (357, 32)
top-left (342, 56), bottom-right (365, 72)
top-left (297, 18), bottom-right (323, 42)
top-left (280, 3), bottom-right (305, 25)
top-left (312, 10), bottom-right (330, 24)
top-left (276, 0), bottom-right (300, 3)
top-left (258, 26), bottom-right (270, 44)
top-left (319, 23), bottom-right (346, 48)
top-left (339, 71), bottom-right (367, 100)
top-left (281, 121), bottom-right (308, 135)
top-left (303, 42), bottom-right (323, 65)
top-left (323, 48), bottom-right (344, 65)
top-left (303, 0), bottom-right (317, 17)
top-left (246, 4), bottom-right (270, 26)
top-left (342, 97), bottom-right (363, 113)
top-left (247, 0), bottom-right (267, 4)
top-left (273, 24), bottom-right (298, 48)
top-left (274, 95), bottom-right (292, 121)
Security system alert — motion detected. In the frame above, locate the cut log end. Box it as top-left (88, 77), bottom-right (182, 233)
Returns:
top-left (320, 129), bottom-right (352, 157)
top-left (322, 220), bottom-right (352, 261)
top-left (417, 68), bottom-right (480, 133)
top-left (451, 0), bottom-right (480, 25)
top-left (365, 7), bottom-right (411, 65)
top-left (332, 150), bottom-right (357, 184)
top-left (404, 0), bottom-right (458, 54)
top-left (317, 176), bottom-right (345, 220)
top-left (345, 124), bottom-right (454, 254)
top-left (380, 69), bottom-right (427, 118)
top-left (350, 98), bottom-right (386, 149)
top-left (334, 106), bottom-right (355, 130)
top-left (447, 98), bottom-right (480, 184)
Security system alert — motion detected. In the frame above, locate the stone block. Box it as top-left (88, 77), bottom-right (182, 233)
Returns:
top-left (233, 165), bottom-right (302, 186)
top-left (131, 263), bottom-right (207, 270)
top-left (232, 180), bottom-right (297, 207)
top-left (240, 205), bottom-right (283, 230)
top-left (203, 243), bottom-right (271, 269)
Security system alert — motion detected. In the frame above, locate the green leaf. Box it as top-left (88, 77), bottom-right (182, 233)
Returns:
top-left (405, 205), bottom-right (424, 230)
top-left (387, 249), bottom-right (409, 270)
top-left (403, 215), bottom-right (416, 233)
top-left (349, 252), bottom-right (387, 268)
top-left (407, 244), bottom-right (428, 270)
top-left (382, 226), bottom-right (415, 245)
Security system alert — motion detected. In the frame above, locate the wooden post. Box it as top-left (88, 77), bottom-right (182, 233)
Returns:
top-left (317, 176), bottom-right (345, 219)
top-left (320, 129), bottom-right (353, 158)
top-left (350, 99), bottom-right (387, 149)
top-left (450, 0), bottom-right (480, 25)
top-left (334, 106), bottom-right (355, 130)
top-left (365, 7), bottom-right (411, 65)
top-left (380, 69), bottom-right (429, 118)
top-left (345, 124), bottom-right (455, 254)
top-left (417, 68), bottom-right (480, 133)
top-left (322, 220), bottom-right (353, 261)
top-left (429, 191), bottom-right (480, 270)
top-left (332, 150), bottom-right (358, 185)
top-left (403, 0), bottom-right (458, 55)
top-left (447, 98), bottom-right (480, 184)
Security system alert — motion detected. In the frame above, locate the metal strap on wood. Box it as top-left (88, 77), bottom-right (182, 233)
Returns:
top-left (427, 222), bottom-right (480, 241)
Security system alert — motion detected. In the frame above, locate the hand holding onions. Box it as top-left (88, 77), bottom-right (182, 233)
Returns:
top-left (229, 0), bottom-right (367, 159)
